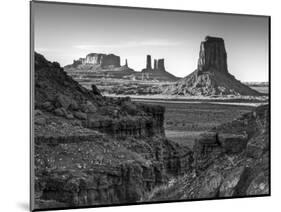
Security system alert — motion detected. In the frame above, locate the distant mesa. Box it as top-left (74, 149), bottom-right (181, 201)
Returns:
top-left (142, 55), bottom-right (166, 73)
top-left (65, 52), bottom-right (179, 82)
top-left (164, 36), bottom-right (261, 96)
top-left (73, 53), bottom-right (121, 68)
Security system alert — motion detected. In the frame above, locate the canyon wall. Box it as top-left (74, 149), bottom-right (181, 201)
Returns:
top-left (145, 104), bottom-right (269, 201)
top-left (33, 53), bottom-right (192, 210)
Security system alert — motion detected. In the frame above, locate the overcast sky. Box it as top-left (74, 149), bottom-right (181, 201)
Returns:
top-left (33, 2), bottom-right (269, 82)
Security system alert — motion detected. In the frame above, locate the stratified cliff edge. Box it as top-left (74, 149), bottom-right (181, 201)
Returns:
top-left (144, 104), bottom-right (269, 201)
top-left (164, 36), bottom-right (261, 96)
top-left (33, 53), bottom-right (192, 209)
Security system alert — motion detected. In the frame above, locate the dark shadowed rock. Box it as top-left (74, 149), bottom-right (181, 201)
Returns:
top-left (54, 107), bottom-right (67, 117)
top-left (73, 111), bottom-right (87, 120)
top-left (91, 84), bottom-right (101, 96)
top-left (198, 36), bottom-right (228, 73)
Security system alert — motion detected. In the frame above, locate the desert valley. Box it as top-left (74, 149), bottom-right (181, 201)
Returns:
top-left (33, 36), bottom-right (269, 209)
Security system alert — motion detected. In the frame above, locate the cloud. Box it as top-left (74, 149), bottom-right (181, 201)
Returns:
top-left (73, 40), bottom-right (182, 50)
top-left (35, 47), bottom-right (62, 53)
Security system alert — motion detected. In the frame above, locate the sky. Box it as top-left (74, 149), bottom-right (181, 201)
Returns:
top-left (33, 2), bottom-right (269, 82)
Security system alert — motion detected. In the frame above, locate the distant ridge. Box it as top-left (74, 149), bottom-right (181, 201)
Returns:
top-left (64, 53), bottom-right (179, 82)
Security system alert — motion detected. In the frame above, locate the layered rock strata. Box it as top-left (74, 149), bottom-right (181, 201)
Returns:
top-left (33, 53), bottom-right (192, 210)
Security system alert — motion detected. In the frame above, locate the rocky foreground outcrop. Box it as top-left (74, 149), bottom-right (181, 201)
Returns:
top-left (33, 53), bottom-right (192, 210)
top-left (164, 36), bottom-right (261, 96)
top-left (144, 104), bottom-right (269, 201)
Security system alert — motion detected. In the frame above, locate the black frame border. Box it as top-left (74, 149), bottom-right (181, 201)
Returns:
top-left (30, 1), bottom-right (271, 211)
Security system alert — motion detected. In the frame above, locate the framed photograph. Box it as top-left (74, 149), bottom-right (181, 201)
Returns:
top-left (30, 1), bottom-right (270, 211)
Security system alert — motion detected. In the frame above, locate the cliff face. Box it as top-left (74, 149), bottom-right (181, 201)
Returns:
top-left (197, 36), bottom-right (228, 73)
top-left (33, 53), bottom-right (192, 210)
top-left (164, 36), bottom-right (261, 96)
top-left (145, 104), bottom-right (269, 201)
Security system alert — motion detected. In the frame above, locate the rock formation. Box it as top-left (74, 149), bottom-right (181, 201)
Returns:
top-left (154, 59), bottom-right (157, 70)
top-left (64, 53), bottom-right (136, 88)
top-left (142, 55), bottom-right (166, 72)
top-left (146, 55), bottom-right (152, 70)
top-left (84, 53), bottom-right (121, 68)
top-left (33, 53), bottom-right (192, 210)
top-left (197, 36), bottom-right (228, 73)
top-left (144, 104), bottom-right (269, 201)
top-left (153, 59), bottom-right (165, 72)
top-left (141, 55), bottom-right (178, 81)
top-left (164, 36), bottom-right (261, 96)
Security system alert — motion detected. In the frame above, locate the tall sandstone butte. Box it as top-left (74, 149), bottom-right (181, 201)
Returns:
top-left (141, 55), bottom-right (178, 81)
top-left (164, 36), bottom-right (261, 96)
top-left (146, 55), bottom-right (152, 70)
top-left (198, 36), bottom-right (228, 73)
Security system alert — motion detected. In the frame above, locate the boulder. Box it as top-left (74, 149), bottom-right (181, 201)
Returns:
top-left (54, 107), bottom-right (68, 117)
top-left (197, 132), bottom-right (217, 145)
top-left (41, 101), bottom-right (54, 111)
top-left (83, 101), bottom-right (97, 113)
top-left (55, 94), bottom-right (72, 109)
top-left (91, 84), bottom-right (101, 96)
top-left (198, 36), bottom-right (228, 73)
top-left (65, 113), bottom-right (74, 119)
top-left (35, 117), bottom-right (47, 125)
